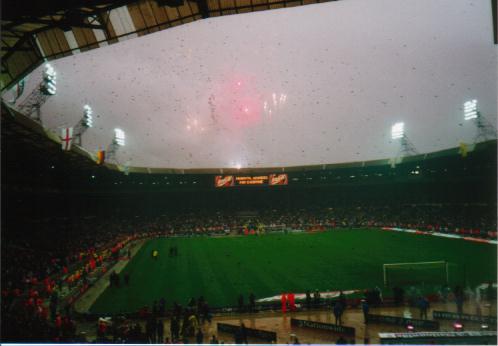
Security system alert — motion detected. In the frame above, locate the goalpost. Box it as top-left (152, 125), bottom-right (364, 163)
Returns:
top-left (383, 260), bottom-right (450, 287)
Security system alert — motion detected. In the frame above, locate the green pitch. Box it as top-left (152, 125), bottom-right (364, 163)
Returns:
top-left (90, 229), bottom-right (496, 314)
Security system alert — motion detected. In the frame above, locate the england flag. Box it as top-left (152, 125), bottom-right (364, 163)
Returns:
top-left (61, 127), bottom-right (73, 151)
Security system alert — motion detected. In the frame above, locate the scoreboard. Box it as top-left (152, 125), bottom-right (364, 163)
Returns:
top-left (215, 174), bottom-right (288, 187)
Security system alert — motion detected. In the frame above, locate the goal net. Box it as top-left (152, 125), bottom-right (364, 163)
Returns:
top-left (383, 261), bottom-right (450, 287)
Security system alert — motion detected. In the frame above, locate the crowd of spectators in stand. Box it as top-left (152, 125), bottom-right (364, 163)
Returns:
top-left (92, 296), bottom-right (213, 343)
top-left (1, 204), bottom-right (496, 342)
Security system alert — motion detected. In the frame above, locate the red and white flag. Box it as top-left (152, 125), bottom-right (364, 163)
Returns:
top-left (61, 127), bottom-right (73, 151)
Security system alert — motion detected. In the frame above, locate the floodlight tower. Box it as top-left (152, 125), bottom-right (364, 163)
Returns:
top-left (106, 128), bottom-right (126, 162)
top-left (73, 105), bottom-right (94, 145)
top-left (391, 122), bottom-right (418, 157)
top-left (18, 63), bottom-right (57, 120)
top-left (463, 99), bottom-right (496, 143)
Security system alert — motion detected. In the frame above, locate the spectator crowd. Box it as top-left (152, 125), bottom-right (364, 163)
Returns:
top-left (2, 203), bottom-right (496, 342)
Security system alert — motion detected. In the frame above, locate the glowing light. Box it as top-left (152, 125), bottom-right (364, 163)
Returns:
top-left (235, 163), bottom-right (242, 169)
top-left (244, 107), bottom-right (249, 113)
top-left (186, 125), bottom-right (191, 130)
top-left (83, 105), bottom-right (93, 128)
top-left (464, 99), bottom-right (478, 120)
top-left (391, 122), bottom-right (404, 139)
top-left (42, 64), bottom-right (57, 95)
top-left (237, 81), bottom-right (241, 86)
top-left (453, 322), bottom-right (463, 330)
top-left (114, 128), bottom-right (125, 146)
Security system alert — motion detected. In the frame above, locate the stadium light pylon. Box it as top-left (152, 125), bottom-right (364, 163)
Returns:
top-left (391, 122), bottom-right (418, 158)
top-left (463, 99), bottom-right (496, 143)
top-left (106, 128), bottom-right (126, 163)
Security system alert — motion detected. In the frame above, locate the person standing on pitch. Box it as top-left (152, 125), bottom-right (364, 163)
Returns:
top-left (170, 316), bottom-right (179, 341)
top-left (418, 296), bottom-right (429, 320)
top-left (361, 299), bottom-right (369, 324)
top-left (196, 328), bottom-right (204, 344)
top-left (240, 323), bottom-right (248, 344)
top-left (288, 293), bottom-right (296, 312)
top-left (156, 319), bottom-right (164, 343)
top-left (238, 294), bottom-right (244, 312)
top-left (333, 300), bottom-right (343, 325)
top-left (313, 289), bottom-right (321, 308)
top-left (339, 291), bottom-right (346, 310)
top-left (249, 293), bottom-right (256, 313)
top-left (305, 290), bottom-right (312, 309)
top-left (281, 293), bottom-right (287, 313)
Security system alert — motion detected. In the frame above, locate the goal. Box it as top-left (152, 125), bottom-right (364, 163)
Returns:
top-left (383, 261), bottom-right (450, 287)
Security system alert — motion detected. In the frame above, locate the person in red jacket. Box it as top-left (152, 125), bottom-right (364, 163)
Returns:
top-left (288, 293), bottom-right (296, 312)
top-left (281, 293), bottom-right (287, 313)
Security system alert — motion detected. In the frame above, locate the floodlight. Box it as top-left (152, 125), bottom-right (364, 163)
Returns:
top-left (391, 122), bottom-right (418, 157)
top-left (464, 99), bottom-right (478, 120)
top-left (114, 128), bottom-right (125, 146)
top-left (83, 105), bottom-right (93, 128)
top-left (41, 64), bottom-right (57, 95)
top-left (463, 99), bottom-right (496, 142)
top-left (391, 122), bottom-right (404, 140)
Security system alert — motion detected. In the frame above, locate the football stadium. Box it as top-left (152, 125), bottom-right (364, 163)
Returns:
top-left (1, 0), bottom-right (497, 344)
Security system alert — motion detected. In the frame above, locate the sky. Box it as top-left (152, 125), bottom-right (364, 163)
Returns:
top-left (5, 0), bottom-right (497, 169)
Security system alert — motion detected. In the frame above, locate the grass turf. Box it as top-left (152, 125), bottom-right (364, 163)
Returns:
top-left (90, 229), bottom-right (497, 314)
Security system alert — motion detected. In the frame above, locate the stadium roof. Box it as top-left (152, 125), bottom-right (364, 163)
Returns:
top-left (2, 0), bottom-right (497, 171)
top-left (1, 0), bottom-right (338, 90)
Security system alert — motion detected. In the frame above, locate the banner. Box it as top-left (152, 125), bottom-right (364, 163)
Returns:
top-left (291, 318), bottom-right (355, 337)
top-left (367, 314), bottom-right (439, 330)
top-left (61, 127), bottom-right (73, 151)
top-left (379, 331), bottom-right (497, 345)
top-left (214, 175), bottom-right (235, 187)
top-left (215, 174), bottom-right (288, 187)
top-left (269, 173), bottom-right (288, 185)
top-left (433, 311), bottom-right (497, 324)
top-left (217, 323), bottom-right (277, 342)
top-left (381, 227), bottom-right (498, 245)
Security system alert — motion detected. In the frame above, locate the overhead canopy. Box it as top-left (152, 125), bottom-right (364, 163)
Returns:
top-left (1, 0), bottom-right (338, 90)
